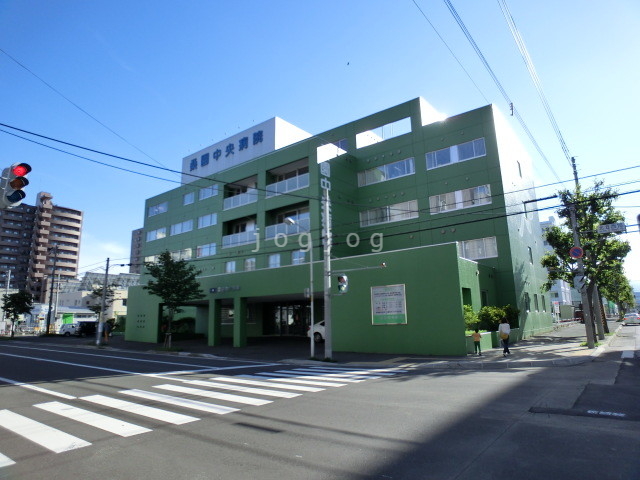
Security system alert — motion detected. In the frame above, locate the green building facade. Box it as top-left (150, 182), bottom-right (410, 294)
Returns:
top-left (126, 98), bottom-right (552, 355)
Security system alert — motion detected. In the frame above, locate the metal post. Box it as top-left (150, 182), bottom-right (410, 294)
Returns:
top-left (96, 257), bottom-right (109, 346)
top-left (45, 246), bottom-right (57, 335)
top-left (322, 189), bottom-right (332, 360)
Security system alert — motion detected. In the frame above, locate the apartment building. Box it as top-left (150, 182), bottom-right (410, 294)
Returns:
top-left (126, 99), bottom-right (553, 355)
top-left (0, 192), bottom-right (83, 302)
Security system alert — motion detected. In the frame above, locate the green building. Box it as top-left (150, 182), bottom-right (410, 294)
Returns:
top-left (126, 98), bottom-right (552, 356)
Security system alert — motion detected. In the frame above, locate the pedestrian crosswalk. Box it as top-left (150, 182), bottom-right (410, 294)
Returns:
top-left (0, 365), bottom-right (408, 468)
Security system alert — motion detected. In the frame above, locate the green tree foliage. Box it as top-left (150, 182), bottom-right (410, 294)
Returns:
top-left (541, 181), bottom-right (631, 331)
top-left (2, 291), bottom-right (33, 338)
top-left (541, 181), bottom-right (630, 290)
top-left (143, 251), bottom-right (205, 347)
top-left (598, 271), bottom-right (635, 320)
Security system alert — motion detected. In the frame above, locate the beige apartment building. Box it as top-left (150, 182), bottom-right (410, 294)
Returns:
top-left (0, 192), bottom-right (83, 302)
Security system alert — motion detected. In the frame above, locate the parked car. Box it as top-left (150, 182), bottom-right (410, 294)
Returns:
top-left (307, 321), bottom-right (325, 343)
top-left (76, 320), bottom-right (98, 337)
top-left (59, 324), bottom-right (78, 336)
top-left (623, 312), bottom-right (640, 325)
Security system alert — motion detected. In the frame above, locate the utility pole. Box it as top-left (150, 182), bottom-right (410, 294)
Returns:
top-left (96, 257), bottom-right (109, 346)
top-left (45, 246), bottom-right (58, 335)
top-left (570, 157), bottom-right (596, 348)
top-left (322, 188), bottom-right (333, 360)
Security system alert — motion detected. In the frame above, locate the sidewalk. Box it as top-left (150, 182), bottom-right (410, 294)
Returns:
top-left (77, 320), bottom-right (623, 369)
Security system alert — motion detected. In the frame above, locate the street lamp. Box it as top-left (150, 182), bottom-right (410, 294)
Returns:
top-left (284, 217), bottom-right (316, 359)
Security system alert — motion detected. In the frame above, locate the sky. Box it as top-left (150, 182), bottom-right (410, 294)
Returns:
top-left (1, 0), bottom-right (639, 287)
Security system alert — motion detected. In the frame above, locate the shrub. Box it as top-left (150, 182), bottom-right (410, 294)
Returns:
top-left (477, 306), bottom-right (504, 331)
top-left (463, 304), bottom-right (479, 330)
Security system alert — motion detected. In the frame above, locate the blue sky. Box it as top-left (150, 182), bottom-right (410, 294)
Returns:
top-left (1, 1), bottom-right (639, 287)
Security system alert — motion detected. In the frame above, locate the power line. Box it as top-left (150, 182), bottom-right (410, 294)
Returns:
top-left (0, 47), bottom-right (175, 175)
top-left (440, 0), bottom-right (564, 184)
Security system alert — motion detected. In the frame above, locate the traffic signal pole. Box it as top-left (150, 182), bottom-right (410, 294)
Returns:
top-left (322, 189), bottom-right (332, 360)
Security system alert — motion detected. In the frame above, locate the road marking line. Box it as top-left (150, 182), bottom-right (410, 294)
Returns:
top-left (0, 452), bottom-right (15, 468)
top-left (0, 376), bottom-right (76, 399)
top-left (0, 409), bottom-right (91, 453)
top-left (303, 367), bottom-right (404, 376)
top-left (249, 373), bottom-right (346, 387)
top-left (160, 376), bottom-right (301, 398)
top-left (34, 402), bottom-right (151, 437)
top-left (211, 377), bottom-right (324, 392)
top-left (120, 389), bottom-right (239, 415)
top-left (154, 384), bottom-right (272, 406)
top-left (81, 395), bottom-right (199, 425)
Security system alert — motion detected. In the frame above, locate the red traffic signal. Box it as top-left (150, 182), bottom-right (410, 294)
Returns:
top-left (0, 163), bottom-right (31, 210)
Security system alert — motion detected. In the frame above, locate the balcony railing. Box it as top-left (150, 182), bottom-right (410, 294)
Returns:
top-left (223, 188), bottom-right (258, 210)
top-left (222, 230), bottom-right (257, 248)
top-left (265, 217), bottom-right (310, 239)
top-left (265, 173), bottom-right (309, 198)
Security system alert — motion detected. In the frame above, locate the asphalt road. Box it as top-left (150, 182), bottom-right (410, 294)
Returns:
top-left (0, 333), bottom-right (638, 480)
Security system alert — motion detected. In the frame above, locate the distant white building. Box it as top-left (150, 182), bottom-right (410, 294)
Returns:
top-left (540, 217), bottom-right (574, 317)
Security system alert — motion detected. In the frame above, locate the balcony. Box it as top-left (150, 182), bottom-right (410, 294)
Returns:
top-left (223, 188), bottom-right (258, 210)
top-left (265, 173), bottom-right (309, 198)
top-left (222, 230), bottom-right (257, 249)
top-left (265, 217), bottom-right (310, 239)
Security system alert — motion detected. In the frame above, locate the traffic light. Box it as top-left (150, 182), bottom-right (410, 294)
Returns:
top-left (337, 274), bottom-right (348, 294)
top-left (0, 163), bottom-right (31, 210)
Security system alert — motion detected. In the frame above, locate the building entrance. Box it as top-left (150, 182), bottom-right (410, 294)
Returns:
top-left (266, 303), bottom-right (310, 337)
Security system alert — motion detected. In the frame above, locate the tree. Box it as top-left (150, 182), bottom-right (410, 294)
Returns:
top-left (542, 181), bottom-right (631, 334)
top-left (598, 270), bottom-right (635, 320)
top-left (2, 291), bottom-right (34, 338)
top-left (143, 251), bottom-right (205, 348)
top-left (87, 284), bottom-right (115, 318)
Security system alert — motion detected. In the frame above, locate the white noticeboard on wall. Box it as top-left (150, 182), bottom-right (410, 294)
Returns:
top-left (371, 284), bottom-right (407, 325)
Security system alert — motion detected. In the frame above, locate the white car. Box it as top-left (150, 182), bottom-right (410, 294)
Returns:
top-left (623, 312), bottom-right (640, 325)
top-left (59, 324), bottom-right (78, 336)
top-left (307, 321), bottom-right (325, 343)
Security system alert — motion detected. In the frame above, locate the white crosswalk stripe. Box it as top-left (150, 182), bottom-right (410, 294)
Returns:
top-left (120, 389), bottom-right (239, 415)
top-left (81, 395), bottom-right (199, 425)
top-left (164, 377), bottom-right (301, 399)
top-left (153, 384), bottom-right (272, 406)
top-left (0, 452), bottom-right (15, 468)
top-left (210, 376), bottom-right (324, 392)
top-left (259, 371), bottom-right (364, 383)
top-left (251, 372), bottom-right (348, 386)
top-left (34, 401), bottom-right (151, 437)
top-left (0, 409), bottom-right (91, 453)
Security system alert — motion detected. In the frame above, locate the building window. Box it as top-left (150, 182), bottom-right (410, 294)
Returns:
top-left (359, 200), bottom-right (418, 227)
top-left (426, 137), bottom-right (486, 170)
top-left (170, 220), bottom-right (193, 236)
top-left (429, 185), bottom-right (491, 214)
top-left (534, 294), bottom-right (539, 312)
top-left (199, 184), bottom-right (219, 200)
top-left (171, 248), bottom-right (192, 261)
top-left (146, 227), bottom-right (166, 242)
top-left (524, 292), bottom-right (531, 312)
top-left (244, 258), bottom-right (256, 271)
top-left (542, 296), bottom-right (546, 312)
top-left (357, 157), bottom-right (415, 187)
top-left (528, 246), bottom-right (533, 264)
top-left (459, 237), bottom-right (498, 260)
top-left (196, 242), bottom-right (217, 258)
top-left (148, 202), bottom-right (168, 217)
top-left (183, 192), bottom-right (195, 206)
top-left (268, 254), bottom-right (280, 268)
top-left (291, 250), bottom-right (305, 265)
top-left (517, 161), bottom-right (522, 178)
top-left (198, 213), bottom-right (218, 229)
top-left (225, 261), bottom-right (236, 273)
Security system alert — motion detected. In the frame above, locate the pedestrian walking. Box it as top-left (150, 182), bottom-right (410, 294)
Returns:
top-left (498, 318), bottom-right (511, 356)
top-left (472, 329), bottom-right (482, 356)
top-left (103, 320), bottom-right (112, 345)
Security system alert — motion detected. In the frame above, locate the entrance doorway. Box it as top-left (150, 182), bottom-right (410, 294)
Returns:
top-left (266, 303), bottom-right (309, 336)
